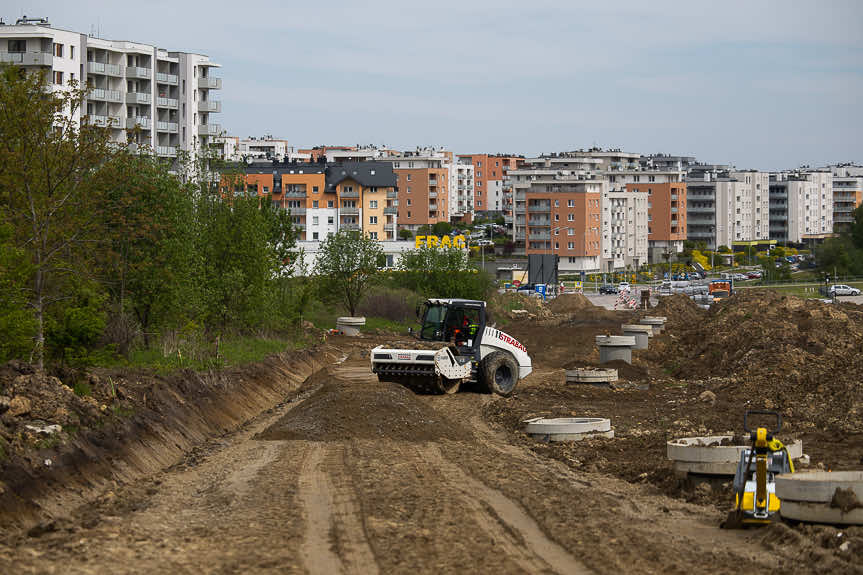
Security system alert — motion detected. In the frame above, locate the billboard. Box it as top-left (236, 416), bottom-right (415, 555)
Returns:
top-left (528, 254), bottom-right (558, 285)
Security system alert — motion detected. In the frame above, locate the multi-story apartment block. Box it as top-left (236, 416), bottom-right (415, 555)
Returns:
top-left (640, 154), bottom-right (698, 172)
top-left (769, 170), bottom-right (833, 244)
top-left (509, 163), bottom-right (605, 272)
top-left (380, 150), bottom-right (450, 232)
top-left (626, 182), bottom-right (685, 263)
top-left (829, 164), bottom-right (863, 233)
top-left (223, 161), bottom-right (398, 242)
top-left (0, 17), bottom-right (222, 163)
top-left (236, 137), bottom-right (291, 161)
top-left (451, 161), bottom-right (475, 222)
top-left (601, 190), bottom-right (649, 272)
top-left (457, 154), bottom-right (521, 215)
top-left (685, 166), bottom-right (773, 249)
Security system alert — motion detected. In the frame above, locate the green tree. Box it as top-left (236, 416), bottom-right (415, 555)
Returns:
top-left (431, 221), bottom-right (452, 236)
top-left (0, 222), bottom-right (35, 362)
top-left (851, 204), bottom-right (863, 249)
top-left (315, 230), bottom-right (383, 316)
top-left (395, 245), bottom-right (492, 300)
top-left (398, 228), bottom-right (413, 240)
top-left (0, 66), bottom-right (112, 369)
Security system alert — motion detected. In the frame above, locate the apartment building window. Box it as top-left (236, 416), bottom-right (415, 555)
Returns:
top-left (406, 174), bottom-right (411, 182)
top-left (648, 175), bottom-right (655, 182)
top-left (407, 187), bottom-right (411, 193)
top-left (568, 242), bottom-right (575, 250)
top-left (182, 127), bottom-right (186, 143)
top-left (326, 200), bottom-right (333, 208)
top-left (53, 71), bottom-right (63, 85)
top-left (369, 200), bottom-right (378, 208)
top-left (554, 200), bottom-right (559, 207)
top-left (567, 214), bottom-right (574, 221)
top-left (647, 188), bottom-right (652, 195)
top-left (70, 72), bottom-right (75, 82)
top-left (369, 232), bottom-right (378, 239)
top-left (555, 242), bottom-right (560, 250)
top-left (477, 171), bottom-right (482, 178)
top-left (567, 229), bottom-right (574, 236)
top-left (313, 232), bottom-right (319, 240)
top-left (407, 211), bottom-right (411, 218)
top-left (312, 186), bottom-right (319, 193)
top-left (634, 176), bottom-right (640, 182)
top-left (406, 199), bottom-right (411, 206)
top-left (70, 46), bottom-right (74, 59)
top-left (568, 199), bottom-right (575, 207)
top-left (554, 228), bottom-right (559, 235)
top-left (477, 200), bottom-right (482, 207)
top-left (8, 40), bottom-right (25, 52)
top-left (54, 43), bottom-right (63, 57)
top-left (477, 161), bottom-right (482, 168)
top-left (328, 216), bottom-right (334, 225)
top-left (313, 200), bottom-right (319, 208)
top-left (182, 79), bottom-right (186, 94)
top-left (554, 214), bottom-right (560, 221)
top-left (313, 216), bottom-right (319, 225)
top-left (369, 216), bottom-right (378, 224)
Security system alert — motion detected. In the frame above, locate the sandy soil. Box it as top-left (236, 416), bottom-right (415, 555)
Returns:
top-left (1, 350), bottom-right (859, 574)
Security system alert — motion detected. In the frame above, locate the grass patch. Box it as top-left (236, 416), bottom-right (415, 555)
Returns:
top-left (73, 380), bottom-right (92, 397)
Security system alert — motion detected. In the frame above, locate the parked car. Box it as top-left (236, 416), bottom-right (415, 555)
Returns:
top-left (618, 282), bottom-right (631, 292)
top-left (828, 284), bottom-right (861, 296)
top-left (599, 284), bottom-right (618, 294)
top-left (476, 239), bottom-right (494, 247)
top-left (733, 273), bottom-right (748, 281)
top-left (746, 271), bottom-right (762, 279)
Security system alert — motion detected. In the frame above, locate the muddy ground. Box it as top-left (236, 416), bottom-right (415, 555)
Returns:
top-left (0, 292), bottom-right (862, 573)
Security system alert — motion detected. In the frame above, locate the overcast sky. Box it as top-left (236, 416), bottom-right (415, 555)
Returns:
top-left (8, 0), bottom-right (863, 170)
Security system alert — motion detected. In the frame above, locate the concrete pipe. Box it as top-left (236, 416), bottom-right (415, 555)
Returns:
top-left (666, 435), bottom-right (804, 477)
top-left (776, 471), bottom-right (863, 525)
top-left (336, 316), bottom-right (366, 336)
top-left (621, 324), bottom-right (652, 349)
top-left (523, 417), bottom-right (614, 442)
top-left (595, 335), bottom-right (636, 365)
top-left (565, 368), bottom-right (618, 384)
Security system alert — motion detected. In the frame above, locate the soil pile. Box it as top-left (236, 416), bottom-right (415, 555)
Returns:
top-left (649, 294), bottom-right (705, 329)
top-left (487, 292), bottom-right (549, 322)
top-left (546, 292), bottom-right (595, 315)
top-left (257, 380), bottom-right (471, 442)
top-left (657, 290), bottom-right (863, 432)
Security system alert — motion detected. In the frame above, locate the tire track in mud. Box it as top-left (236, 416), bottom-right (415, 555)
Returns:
top-left (420, 443), bottom-right (591, 575)
top-left (297, 443), bottom-right (380, 575)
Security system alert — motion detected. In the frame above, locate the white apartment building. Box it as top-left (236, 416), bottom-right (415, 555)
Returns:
top-left (0, 17), bottom-right (222, 163)
top-left (828, 164), bottom-right (863, 233)
top-left (237, 137), bottom-right (290, 161)
top-left (452, 160), bottom-right (475, 220)
top-left (602, 190), bottom-right (649, 272)
top-left (769, 170), bottom-right (833, 244)
top-left (728, 170), bottom-right (770, 243)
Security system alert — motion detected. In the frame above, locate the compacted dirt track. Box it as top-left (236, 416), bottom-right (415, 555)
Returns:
top-left (0, 355), bottom-right (854, 574)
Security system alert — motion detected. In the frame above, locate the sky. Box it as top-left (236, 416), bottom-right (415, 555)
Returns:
top-left (7, 0), bottom-right (863, 170)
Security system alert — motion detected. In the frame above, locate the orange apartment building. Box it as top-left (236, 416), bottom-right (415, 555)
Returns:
top-left (522, 183), bottom-right (603, 272)
top-left (628, 182), bottom-right (687, 259)
top-left (382, 151), bottom-right (450, 231)
top-left (222, 161), bottom-right (397, 241)
top-left (458, 154), bottom-right (522, 214)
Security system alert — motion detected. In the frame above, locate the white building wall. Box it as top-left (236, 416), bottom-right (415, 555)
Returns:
top-left (306, 208), bottom-right (338, 241)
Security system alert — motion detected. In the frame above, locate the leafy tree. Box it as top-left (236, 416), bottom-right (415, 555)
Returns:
top-left (315, 230), bottom-right (383, 316)
top-left (851, 203), bottom-right (863, 250)
top-left (398, 228), bottom-right (413, 240)
top-left (395, 245), bottom-right (492, 300)
top-left (0, 65), bottom-right (112, 369)
top-left (0, 222), bottom-right (35, 362)
top-left (432, 221), bottom-right (452, 236)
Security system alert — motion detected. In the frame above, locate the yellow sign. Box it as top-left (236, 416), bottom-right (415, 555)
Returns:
top-left (415, 235), bottom-right (466, 249)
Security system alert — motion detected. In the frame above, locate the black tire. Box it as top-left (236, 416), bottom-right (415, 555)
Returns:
top-left (479, 352), bottom-right (519, 397)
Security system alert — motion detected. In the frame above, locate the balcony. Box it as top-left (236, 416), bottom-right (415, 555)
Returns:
top-left (126, 66), bottom-right (151, 79)
top-left (428, 191), bottom-right (438, 199)
top-left (671, 194), bottom-right (678, 201)
top-left (198, 100), bottom-right (221, 113)
top-left (126, 92), bottom-right (151, 105)
top-left (88, 88), bottom-right (123, 103)
top-left (87, 61), bottom-right (122, 76)
top-left (529, 232), bottom-right (551, 240)
top-left (428, 202), bottom-right (438, 210)
top-left (527, 203), bottom-right (552, 212)
top-left (156, 121), bottom-right (179, 133)
top-left (384, 207), bottom-right (398, 215)
top-left (528, 217), bottom-right (550, 225)
top-left (0, 51), bottom-right (53, 66)
top-left (198, 123), bottom-right (222, 136)
top-left (340, 223), bottom-right (360, 232)
top-left (670, 207), bottom-right (678, 213)
top-left (387, 190), bottom-right (398, 199)
top-left (285, 206), bottom-right (306, 215)
top-left (686, 206), bottom-right (714, 214)
top-left (126, 116), bottom-right (152, 130)
top-left (340, 206), bottom-right (360, 215)
top-left (156, 146), bottom-right (177, 157)
top-left (156, 96), bottom-right (178, 109)
top-left (156, 72), bottom-right (178, 85)
top-left (198, 77), bottom-right (222, 89)
top-left (340, 189), bottom-right (359, 198)
top-left (283, 189), bottom-right (306, 198)
top-left (85, 115), bottom-right (122, 128)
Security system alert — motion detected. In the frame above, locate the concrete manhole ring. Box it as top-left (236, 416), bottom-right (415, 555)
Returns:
top-left (523, 417), bottom-right (614, 442)
top-left (667, 435), bottom-right (804, 476)
top-left (776, 471), bottom-right (863, 525)
top-left (565, 368), bottom-right (618, 384)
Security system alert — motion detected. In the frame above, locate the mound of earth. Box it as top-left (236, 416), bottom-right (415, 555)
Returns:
top-left (546, 292), bottom-right (595, 315)
top-left (257, 380), bottom-right (472, 442)
top-left (656, 289), bottom-right (863, 432)
top-left (649, 294), bottom-right (705, 329)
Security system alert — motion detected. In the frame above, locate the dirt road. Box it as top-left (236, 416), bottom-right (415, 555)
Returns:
top-left (0, 356), bottom-right (853, 574)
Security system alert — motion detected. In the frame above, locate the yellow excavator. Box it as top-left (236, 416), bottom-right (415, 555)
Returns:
top-left (722, 410), bottom-right (795, 528)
